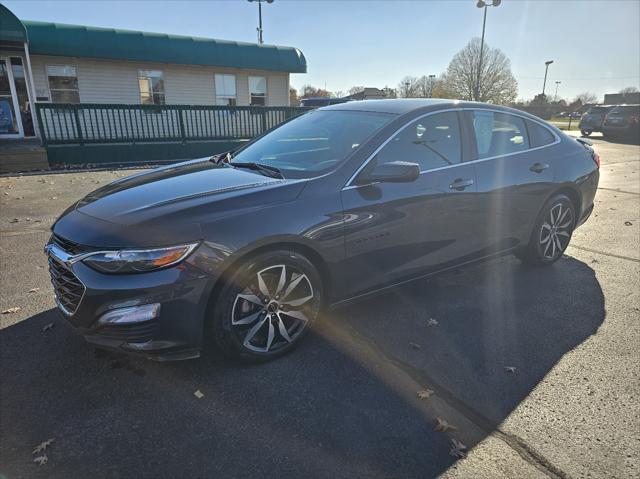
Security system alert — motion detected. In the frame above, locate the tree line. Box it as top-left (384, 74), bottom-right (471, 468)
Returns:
top-left (291, 37), bottom-right (639, 116)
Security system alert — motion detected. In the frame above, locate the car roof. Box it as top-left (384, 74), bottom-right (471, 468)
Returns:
top-left (318, 98), bottom-right (460, 114)
top-left (317, 98), bottom-right (541, 118)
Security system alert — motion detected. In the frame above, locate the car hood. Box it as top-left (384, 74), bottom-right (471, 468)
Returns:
top-left (53, 159), bottom-right (306, 248)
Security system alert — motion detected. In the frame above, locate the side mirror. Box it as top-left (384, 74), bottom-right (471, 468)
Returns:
top-left (357, 161), bottom-right (420, 184)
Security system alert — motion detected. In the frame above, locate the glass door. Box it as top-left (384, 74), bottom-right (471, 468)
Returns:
top-left (0, 57), bottom-right (24, 138)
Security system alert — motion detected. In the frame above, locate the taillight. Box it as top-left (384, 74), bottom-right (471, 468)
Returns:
top-left (592, 151), bottom-right (600, 169)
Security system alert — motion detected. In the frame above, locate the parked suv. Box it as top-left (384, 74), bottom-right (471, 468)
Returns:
top-left (602, 105), bottom-right (640, 140)
top-left (579, 105), bottom-right (615, 137)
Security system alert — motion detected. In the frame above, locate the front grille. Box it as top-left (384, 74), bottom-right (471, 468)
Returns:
top-left (51, 234), bottom-right (91, 256)
top-left (48, 256), bottom-right (85, 315)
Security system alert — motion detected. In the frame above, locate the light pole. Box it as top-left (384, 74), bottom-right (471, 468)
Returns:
top-left (404, 80), bottom-right (411, 98)
top-left (554, 81), bottom-right (561, 101)
top-left (542, 60), bottom-right (554, 97)
top-left (428, 74), bottom-right (436, 98)
top-left (248, 0), bottom-right (274, 44)
top-left (475, 0), bottom-right (501, 101)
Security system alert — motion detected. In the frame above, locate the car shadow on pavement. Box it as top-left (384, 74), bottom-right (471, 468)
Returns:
top-left (0, 255), bottom-right (604, 478)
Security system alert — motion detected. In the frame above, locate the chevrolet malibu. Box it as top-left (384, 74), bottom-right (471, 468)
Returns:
top-left (45, 99), bottom-right (600, 362)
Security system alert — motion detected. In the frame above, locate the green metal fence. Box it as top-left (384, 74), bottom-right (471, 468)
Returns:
top-left (35, 103), bottom-right (312, 146)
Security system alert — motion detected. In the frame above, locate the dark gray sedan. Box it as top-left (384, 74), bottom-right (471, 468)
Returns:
top-left (45, 99), bottom-right (600, 362)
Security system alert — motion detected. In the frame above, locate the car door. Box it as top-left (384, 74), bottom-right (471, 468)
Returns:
top-left (464, 110), bottom-right (557, 253)
top-left (336, 111), bottom-right (481, 300)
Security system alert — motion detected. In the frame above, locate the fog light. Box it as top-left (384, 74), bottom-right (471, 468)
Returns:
top-left (99, 303), bottom-right (160, 325)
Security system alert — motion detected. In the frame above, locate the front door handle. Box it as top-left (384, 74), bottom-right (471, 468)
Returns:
top-left (449, 178), bottom-right (474, 191)
top-left (530, 162), bottom-right (550, 173)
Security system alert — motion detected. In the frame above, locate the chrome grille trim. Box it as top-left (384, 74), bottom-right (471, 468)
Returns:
top-left (47, 243), bottom-right (86, 316)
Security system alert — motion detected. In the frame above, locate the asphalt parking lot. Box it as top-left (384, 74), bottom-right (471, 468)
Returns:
top-left (1, 134), bottom-right (638, 478)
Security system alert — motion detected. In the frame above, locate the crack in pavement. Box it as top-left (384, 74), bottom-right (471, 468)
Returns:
top-left (568, 244), bottom-right (640, 263)
top-left (597, 187), bottom-right (640, 196)
top-left (326, 319), bottom-right (570, 479)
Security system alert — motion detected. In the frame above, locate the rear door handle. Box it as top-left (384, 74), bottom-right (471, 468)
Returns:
top-left (530, 162), bottom-right (550, 173)
top-left (449, 178), bottom-right (474, 191)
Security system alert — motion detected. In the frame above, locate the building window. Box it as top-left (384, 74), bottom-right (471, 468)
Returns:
top-left (249, 76), bottom-right (267, 106)
top-left (138, 70), bottom-right (165, 105)
top-left (46, 65), bottom-right (80, 103)
top-left (215, 74), bottom-right (237, 106)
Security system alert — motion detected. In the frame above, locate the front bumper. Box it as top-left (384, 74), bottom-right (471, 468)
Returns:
top-left (47, 245), bottom-right (214, 360)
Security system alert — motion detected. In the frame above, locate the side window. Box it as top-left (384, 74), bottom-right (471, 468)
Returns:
top-left (527, 120), bottom-right (555, 148)
top-left (375, 112), bottom-right (462, 171)
top-left (469, 110), bottom-right (529, 159)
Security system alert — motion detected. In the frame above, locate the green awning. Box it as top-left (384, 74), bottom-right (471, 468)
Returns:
top-left (22, 20), bottom-right (306, 73)
top-left (0, 5), bottom-right (28, 43)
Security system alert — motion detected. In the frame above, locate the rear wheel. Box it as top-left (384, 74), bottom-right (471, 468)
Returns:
top-left (211, 250), bottom-right (323, 362)
top-left (516, 194), bottom-right (576, 266)
top-left (581, 129), bottom-right (592, 137)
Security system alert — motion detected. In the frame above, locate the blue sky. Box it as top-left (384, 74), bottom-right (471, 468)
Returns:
top-left (5, 0), bottom-right (639, 102)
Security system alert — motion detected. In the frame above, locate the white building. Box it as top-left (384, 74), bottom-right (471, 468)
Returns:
top-left (0, 4), bottom-right (306, 141)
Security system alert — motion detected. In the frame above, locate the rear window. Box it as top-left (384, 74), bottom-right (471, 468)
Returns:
top-left (610, 105), bottom-right (640, 115)
top-left (587, 107), bottom-right (610, 114)
top-left (468, 110), bottom-right (528, 159)
top-left (527, 120), bottom-right (556, 148)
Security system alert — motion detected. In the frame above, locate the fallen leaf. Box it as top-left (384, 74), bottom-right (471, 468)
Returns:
top-left (194, 389), bottom-right (205, 399)
top-left (32, 438), bottom-right (54, 455)
top-left (449, 438), bottom-right (467, 458)
top-left (504, 366), bottom-right (517, 374)
top-left (434, 417), bottom-right (457, 432)
top-left (9, 218), bottom-right (19, 223)
top-left (625, 221), bottom-right (633, 226)
top-left (417, 389), bottom-right (434, 399)
top-left (29, 288), bottom-right (40, 293)
top-left (41, 323), bottom-right (55, 333)
top-left (2, 307), bottom-right (21, 314)
top-left (33, 455), bottom-right (48, 465)
top-left (49, 197), bottom-right (57, 200)
top-left (427, 318), bottom-right (438, 327)
top-left (409, 342), bottom-right (421, 350)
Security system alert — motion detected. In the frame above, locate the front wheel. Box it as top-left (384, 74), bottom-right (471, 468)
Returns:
top-left (211, 250), bottom-right (323, 362)
top-left (516, 194), bottom-right (576, 266)
top-left (581, 129), bottom-right (592, 137)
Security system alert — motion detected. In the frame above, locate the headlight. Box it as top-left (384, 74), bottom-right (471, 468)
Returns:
top-left (82, 243), bottom-right (198, 274)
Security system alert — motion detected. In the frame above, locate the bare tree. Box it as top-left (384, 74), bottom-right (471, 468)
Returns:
top-left (574, 92), bottom-right (598, 105)
top-left (348, 86), bottom-right (366, 96)
top-left (439, 38), bottom-right (517, 104)
top-left (300, 84), bottom-right (332, 98)
top-left (289, 87), bottom-right (299, 106)
top-left (398, 76), bottom-right (419, 98)
top-left (619, 86), bottom-right (639, 95)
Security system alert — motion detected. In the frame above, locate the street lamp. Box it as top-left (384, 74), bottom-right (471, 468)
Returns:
top-left (475, 0), bottom-right (501, 101)
top-left (542, 60), bottom-right (554, 97)
top-left (554, 81), bottom-right (561, 101)
top-left (428, 74), bottom-right (436, 98)
top-left (404, 80), bottom-right (411, 98)
top-left (248, 0), bottom-right (274, 44)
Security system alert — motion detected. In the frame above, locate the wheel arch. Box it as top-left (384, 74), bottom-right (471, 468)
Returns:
top-left (203, 240), bottom-right (332, 333)
top-left (553, 185), bottom-right (582, 218)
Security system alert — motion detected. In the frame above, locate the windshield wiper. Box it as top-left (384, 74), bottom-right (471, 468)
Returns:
top-left (230, 162), bottom-right (284, 179)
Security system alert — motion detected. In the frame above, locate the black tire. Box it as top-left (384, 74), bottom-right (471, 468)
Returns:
top-left (515, 194), bottom-right (576, 266)
top-left (211, 249), bottom-right (323, 362)
top-left (581, 129), bottom-right (592, 137)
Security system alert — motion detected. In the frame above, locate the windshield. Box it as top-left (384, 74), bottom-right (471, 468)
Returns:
top-left (230, 110), bottom-right (395, 179)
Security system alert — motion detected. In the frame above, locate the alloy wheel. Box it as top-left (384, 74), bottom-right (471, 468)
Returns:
top-left (231, 264), bottom-right (316, 353)
top-left (539, 202), bottom-right (574, 261)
